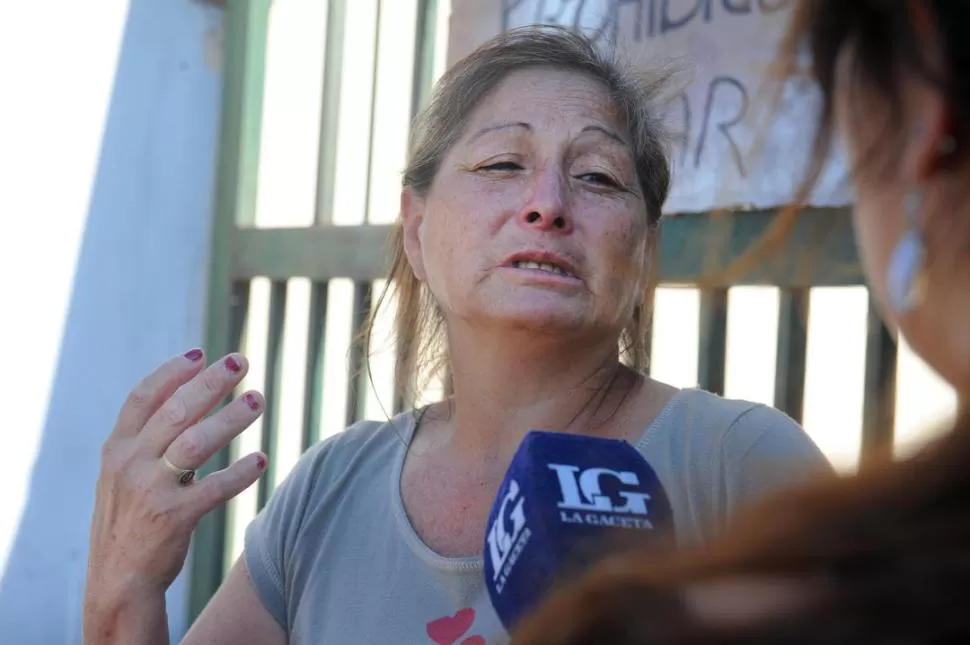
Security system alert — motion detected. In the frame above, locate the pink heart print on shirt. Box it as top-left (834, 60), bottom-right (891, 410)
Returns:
top-left (426, 608), bottom-right (486, 645)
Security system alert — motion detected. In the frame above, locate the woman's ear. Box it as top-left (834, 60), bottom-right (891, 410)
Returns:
top-left (905, 0), bottom-right (957, 180)
top-left (900, 73), bottom-right (952, 183)
top-left (401, 189), bottom-right (428, 281)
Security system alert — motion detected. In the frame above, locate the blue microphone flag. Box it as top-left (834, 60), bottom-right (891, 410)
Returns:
top-left (483, 430), bottom-right (674, 631)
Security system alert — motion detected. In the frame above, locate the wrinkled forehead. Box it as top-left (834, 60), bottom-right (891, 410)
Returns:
top-left (458, 67), bottom-right (631, 146)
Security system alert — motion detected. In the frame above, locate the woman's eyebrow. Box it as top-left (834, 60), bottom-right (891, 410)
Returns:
top-left (468, 121), bottom-right (531, 142)
top-left (579, 124), bottom-right (628, 146)
top-left (468, 122), bottom-right (629, 146)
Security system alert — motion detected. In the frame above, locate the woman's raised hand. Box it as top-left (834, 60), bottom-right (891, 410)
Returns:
top-left (85, 349), bottom-right (267, 605)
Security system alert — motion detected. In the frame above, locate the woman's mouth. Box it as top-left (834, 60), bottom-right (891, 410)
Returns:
top-left (509, 259), bottom-right (576, 278)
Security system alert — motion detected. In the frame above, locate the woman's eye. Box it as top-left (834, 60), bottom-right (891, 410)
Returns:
top-left (577, 172), bottom-right (619, 187)
top-left (481, 161), bottom-right (522, 172)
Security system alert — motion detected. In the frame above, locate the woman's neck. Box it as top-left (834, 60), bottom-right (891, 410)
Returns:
top-left (426, 323), bottom-right (642, 464)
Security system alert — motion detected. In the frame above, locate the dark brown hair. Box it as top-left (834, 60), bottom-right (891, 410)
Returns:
top-left (782, 0), bottom-right (970, 180)
top-left (511, 3), bottom-right (970, 642)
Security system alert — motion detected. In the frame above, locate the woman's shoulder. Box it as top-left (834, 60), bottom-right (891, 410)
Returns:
top-left (656, 387), bottom-right (818, 456)
top-left (243, 411), bottom-right (418, 628)
top-left (249, 411), bottom-right (416, 525)
top-left (644, 387), bottom-right (832, 542)
top-left (645, 386), bottom-right (832, 489)
top-left (246, 411), bottom-right (416, 552)
top-left (289, 411), bottom-right (416, 486)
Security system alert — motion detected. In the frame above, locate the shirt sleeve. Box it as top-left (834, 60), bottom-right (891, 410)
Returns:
top-left (244, 439), bottom-right (330, 630)
top-left (720, 404), bottom-right (834, 525)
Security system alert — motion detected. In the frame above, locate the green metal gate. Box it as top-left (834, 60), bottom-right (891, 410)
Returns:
top-left (189, 0), bottom-right (900, 621)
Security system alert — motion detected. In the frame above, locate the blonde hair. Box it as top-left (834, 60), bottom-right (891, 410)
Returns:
top-left (364, 25), bottom-right (676, 406)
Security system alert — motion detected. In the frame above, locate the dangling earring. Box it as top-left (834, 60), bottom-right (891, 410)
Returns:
top-left (886, 190), bottom-right (928, 314)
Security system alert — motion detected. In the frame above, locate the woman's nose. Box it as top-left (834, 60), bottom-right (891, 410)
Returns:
top-left (516, 167), bottom-right (573, 233)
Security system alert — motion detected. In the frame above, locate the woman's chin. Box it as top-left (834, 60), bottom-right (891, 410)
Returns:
top-left (478, 306), bottom-right (592, 334)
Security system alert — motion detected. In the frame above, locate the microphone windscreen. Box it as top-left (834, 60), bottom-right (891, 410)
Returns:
top-left (483, 430), bottom-right (675, 631)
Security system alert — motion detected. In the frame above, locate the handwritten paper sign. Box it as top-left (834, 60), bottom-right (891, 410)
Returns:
top-left (447, 0), bottom-right (852, 213)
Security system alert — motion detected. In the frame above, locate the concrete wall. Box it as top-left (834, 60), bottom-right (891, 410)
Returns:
top-left (0, 1), bottom-right (224, 641)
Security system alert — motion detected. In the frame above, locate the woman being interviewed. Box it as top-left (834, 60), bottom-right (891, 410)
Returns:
top-left (511, 1), bottom-right (970, 643)
top-left (82, 26), bottom-right (828, 645)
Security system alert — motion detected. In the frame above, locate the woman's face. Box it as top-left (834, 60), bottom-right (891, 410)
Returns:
top-left (832, 47), bottom-right (970, 390)
top-left (402, 67), bottom-right (652, 340)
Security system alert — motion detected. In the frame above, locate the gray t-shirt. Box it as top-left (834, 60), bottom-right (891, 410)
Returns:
top-left (245, 388), bottom-right (830, 645)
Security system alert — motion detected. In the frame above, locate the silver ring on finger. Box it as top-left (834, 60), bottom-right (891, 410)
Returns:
top-left (162, 454), bottom-right (197, 486)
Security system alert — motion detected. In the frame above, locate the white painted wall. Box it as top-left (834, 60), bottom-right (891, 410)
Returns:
top-left (0, 1), bottom-right (224, 642)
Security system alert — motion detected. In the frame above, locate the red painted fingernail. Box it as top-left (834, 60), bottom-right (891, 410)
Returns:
top-left (184, 348), bottom-right (204, 362)
top-left (225, 355), bottom-right (242, 373)
top-left (244, 393), bottom-right (260, 411)
top-left (256, 455), bottom-right (267, 471)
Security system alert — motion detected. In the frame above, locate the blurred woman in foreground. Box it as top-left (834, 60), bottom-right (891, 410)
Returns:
top-left (513, 1), bottom-right (970, 642)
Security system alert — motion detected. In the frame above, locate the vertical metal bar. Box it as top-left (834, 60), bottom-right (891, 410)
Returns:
top-left (390, 0), bottom-right (438, 413)
top-left (391, 299), bottom-right (419, 414)
top-left (697, 289), bottom-right (728, 396)
top-left (220, 280), bottom-right (252, 578)
top-left (392, 374), bottom-right (409, 416)
top-left (642, 291), bottom-right (656, 377)
top-left (363, 0), bottom-right (384, 224)
top-left (302, 281), bottom-right (329, 450)
top-left (191, 0), bottom-right (271, 622)
top-left (773, 288), bottom-right (810, 423)
top-left (443, 367), bottom-right (455, 399)
top-left (410, 0), bottom-right (439, 118)
top-left (345, 282), bottom-right (372, 426)
top-left (314, 0), bottom-right (348, 225)
top-left (861, 296), bottom-right (898, 467)
top-left (258, 280), bottom-right (287, 509)
top-left (643, 331), bottom-right (654, 376)
top-left (228, 281), bottom-right (252, 360)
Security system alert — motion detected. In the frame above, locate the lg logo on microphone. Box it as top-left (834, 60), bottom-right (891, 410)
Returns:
top-left (548, 464), bottom-right (656, 529)
top-left (486, 479), bottom-right (532, 593)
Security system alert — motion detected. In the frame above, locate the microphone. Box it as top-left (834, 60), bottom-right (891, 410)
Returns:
top-left (483, 430), bottom-right (675, 632)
